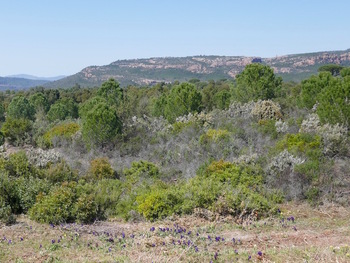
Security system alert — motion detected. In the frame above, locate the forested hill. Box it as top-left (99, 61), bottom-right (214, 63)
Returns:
top-left (44, 49), bottom-right (350, 88)
top-left (0, 76), bottom-right (48, 90)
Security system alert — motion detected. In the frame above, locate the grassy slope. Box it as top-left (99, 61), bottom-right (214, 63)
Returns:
top-left (1, 203), bottom-right (350, 262)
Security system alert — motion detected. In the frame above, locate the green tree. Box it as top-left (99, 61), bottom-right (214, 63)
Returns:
top-left (7, 96), bottom-right (35, 120)
top-left (97, 78), bottom-right (123, 107)
top-left (317, 75), bottom-right (350, 125)
top-left (318, 64), bottom-right (344, 76)
top-left (82, 102), bottom-right (122, 147)
top-left (341, 67), bottom-right (350, 77)
top-left (0, 103), bottom-right (5, 122)
top-left (29, 92), bottom-right (49, 113)
top-left (79, 96), bottom-right (107, 119)
top-left (162, 82), bottom-right (202, 122)
top-left (234, 64), bottom-right (282, 102)
top-left (47, 98), bottom-right (78, 122)
top-left (299, 72), bottom-right (337, 109)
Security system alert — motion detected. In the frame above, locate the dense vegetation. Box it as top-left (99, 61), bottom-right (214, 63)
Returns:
top-left (0, 63), bottom-right (349, 225)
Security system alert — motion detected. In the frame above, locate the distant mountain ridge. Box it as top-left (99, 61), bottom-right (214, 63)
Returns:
top-left (0, 76), bottom-right (49, 90)
top-left (44, 49), bottom-right (350, 88)
top-left (6, 74), bottom-right (66, 81)
top-left (0, 75), bottom-right (66, 90)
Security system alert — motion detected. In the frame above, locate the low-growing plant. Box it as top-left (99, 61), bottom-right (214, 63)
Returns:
top-left (87, 157), bottom-right (116, 180)
top-left (29, 182), bottom-right (77, 224)
top-left (42, 122), bottom-right (80, 148)
top-left (199, 129), bottom-right (230, 145)
top-left (44, 160), bottom-right (78, 183)
top-left (1, 117), bottom-right (33, 146)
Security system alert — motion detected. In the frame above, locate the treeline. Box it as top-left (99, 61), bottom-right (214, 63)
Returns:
top-left (0, 63), bottom-right (349, 225)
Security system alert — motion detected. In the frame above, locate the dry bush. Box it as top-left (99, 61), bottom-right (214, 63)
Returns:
top-left (251, 100), bottom-right (283, 120)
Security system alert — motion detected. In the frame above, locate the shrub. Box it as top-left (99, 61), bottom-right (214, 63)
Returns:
top-left (0, 151), bottom-right (36, 178)
top-left (14, 176), bottom-right (52, 213)
top-left (42, 122), bottom-right (80, 148)
top-left (124, 160), bottom-right (160, 178)
top-left (29, 182), bottom-right (77, 224)
top-left (277, 133), bottom-right (321, 155)
top-left (0, 197), bottom-right (16, 225)
top-left (199, 129), bottom-right (230, 145)
top-left (44, 160), bottom-right (78, 183)
top-left (93, 179), bottom-right (122, 218)
top-left (87, 157), bottom-right (116, 180)
top-left (137, 186), bottom-right (182, 221)
top-left (72, 193), bottom-right (98, 223)
top-left (136, 160), bottom-right (274, 221)
top-left (251, 100), bottom-right (283, 120)
top-left (1, 117), bottom-right (32, 146)
top-left (256, 119), bottom-right (278, 138)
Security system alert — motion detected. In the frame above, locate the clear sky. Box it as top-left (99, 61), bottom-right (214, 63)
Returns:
top-left (0, 0), bottom-right (349, 77)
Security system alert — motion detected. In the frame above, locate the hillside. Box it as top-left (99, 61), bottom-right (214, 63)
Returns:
top-left (44, 49), bottom-right (350, 88)
top-left (0, 76), bottom-right (49, 90)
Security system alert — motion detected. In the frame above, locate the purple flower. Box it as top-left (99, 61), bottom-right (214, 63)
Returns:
top-left (208, 235), bottom-right (211, 240)
top-left (20, 237), bottom-right (23, 241)
top-left (258, 251), bottom-right (263, 256)
top-left (8, 240), bottom-right (11, 244)
top-left (39, 244), bottom-right (42, 248)
top-left (51, 239), bottom-right (55, 244)
top-left (108, 247), bottom-right (112, 252)
top-left (194, 246), bottom-right (198, 252)
top-left (151, 244), bottom-right (155, 247)
top-left (122, 232), bottom-right (125, 239)
top-left (150, 227), bottom-right (155, 232)
top-left (130, 234), bottom-right (135, 238)
top-left (214, 252), bottom-right (218, 260)
top-left (248, 255), bottom-right (252, 260)
top-left (234, 249), bottom-right (238, 254)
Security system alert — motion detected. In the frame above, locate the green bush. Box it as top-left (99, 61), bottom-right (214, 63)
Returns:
top-left (15, 176), bottom-right (52, 213)
top-left (136, 160), bottom-right (274, 221)
top-left (1, 117), bottom-right (32, 146)
top-left (87, 157), bottom-right (116, 180)
top-left (124, 160), bottom-right (160, 178)
top-left (93, 179), bottom-right (122, 218)
top-left (29, 182), bottom-right (77, 224)
top-left (72, 193), bottom-right (98, 223)
top-left (199, 129), bottom-right (230, 145)
top-left (0, 151), bottom-right (36, 178)
top-left (42, 122), bottom-right (80, 148)
top-left (137, 186), bottom-right (182, 221)
top-left (44, 160), bottom-right (78, 183)
top-left (256, 119), bottom-right (278, 139)
top-left (277, 133), bottom-right (321, 155)
top-left (0, 197), bottom-right (16, 225)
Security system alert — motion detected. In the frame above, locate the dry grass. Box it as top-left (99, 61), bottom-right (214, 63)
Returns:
top-left (1, 202), bottom-right (350, 262)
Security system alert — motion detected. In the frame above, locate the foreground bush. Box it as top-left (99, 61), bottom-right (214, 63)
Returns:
top-left (137, 160), bottom-right (276, 221)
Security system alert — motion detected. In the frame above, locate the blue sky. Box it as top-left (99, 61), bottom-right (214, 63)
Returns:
top-left (0, 0), bottom-right (349, 76)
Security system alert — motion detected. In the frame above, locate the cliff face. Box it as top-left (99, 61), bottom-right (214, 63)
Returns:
top-left (45, 49), bottom-right (350, 88)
